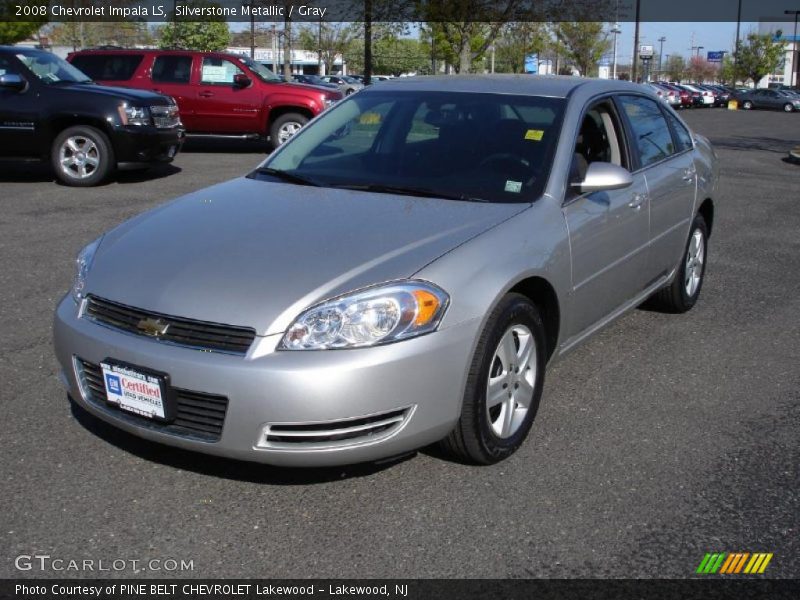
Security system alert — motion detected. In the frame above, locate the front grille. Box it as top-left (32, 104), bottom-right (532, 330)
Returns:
top-left (261, 408), bottom-right (411, 450)
top-left (151, 104), bottom-right (181, 129)
top-left (75, 358), bottom-right (227, 442)
top-left (84, 295), bottom-right (256, 355)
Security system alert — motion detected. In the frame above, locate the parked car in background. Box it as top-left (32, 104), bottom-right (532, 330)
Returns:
top-left (291, 74), bottom-right (338, 90)
top-left (320, 75), bottom-right (364, 95)
top-left (0, 46), bottom-right (184, 186)
top-left (681, 84), bottom-right (715, 107)
top-left (648, 83), bottom-right (681, 108)
top-left (736, 88), bottom-right (800, 112)
top-left (54, 76), bottom-right (717, 467)
top-left (662, 83), bottom-right (692, 108)
top-left (68, 49), bottom-right (342, 148)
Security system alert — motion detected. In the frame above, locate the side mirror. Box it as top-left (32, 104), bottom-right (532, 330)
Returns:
top-left (233, 73), bottom-right (252, 88)
top-left (572, 162), bottom-right (633, 194)
top-left (0, 73), bottom-right (26, 92)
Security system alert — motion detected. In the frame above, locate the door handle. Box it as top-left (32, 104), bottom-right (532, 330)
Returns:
top-left (682, 167), bottom-right (696, 182)
top-left (628, 193), bottom-right (647, 209)
top-left (198, 91), bottom-right (214, 98)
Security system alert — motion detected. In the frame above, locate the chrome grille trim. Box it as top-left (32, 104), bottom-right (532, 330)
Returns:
top-left (259, 407), bottom-right (414, 450)
top-left (84, 295), bottom-right (256, 355)
top-left (150, 104), bottom-right (181, 129)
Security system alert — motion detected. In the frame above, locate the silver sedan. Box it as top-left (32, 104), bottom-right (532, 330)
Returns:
top-left (53, 76), bottom-right (718, 466)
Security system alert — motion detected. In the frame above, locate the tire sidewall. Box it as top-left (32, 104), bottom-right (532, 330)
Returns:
top-left (51, 126), bottom-right (113, 187)
top-left (465, 294), bottom-right (546, 463)
top-left (270, 113), bottom-right (309, 149)
top-left (676, 216), bottom-right (709, 310)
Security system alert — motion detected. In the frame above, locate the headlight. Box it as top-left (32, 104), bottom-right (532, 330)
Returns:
top-left (280, 281), bottom-right (449, 350)
top-left (118, 104), bottom-right (150, 126)
top-left (71, 237), bottom-right (102, 302)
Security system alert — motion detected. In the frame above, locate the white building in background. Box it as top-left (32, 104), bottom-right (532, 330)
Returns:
top-left (758, 19), bottom-right (799, 87)
top-left (226, 46), bottom-right (344, 75)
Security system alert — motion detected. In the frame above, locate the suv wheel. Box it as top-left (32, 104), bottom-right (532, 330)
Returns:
top-left (52, 126), bottom-right (113, 187)
top-left (270, 113), bottom-right (309, 149)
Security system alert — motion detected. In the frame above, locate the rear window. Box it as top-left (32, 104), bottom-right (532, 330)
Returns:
top-left (152, 55), bottom-right (193, 84)
top-left (70, 54), bottom-right (143, 81)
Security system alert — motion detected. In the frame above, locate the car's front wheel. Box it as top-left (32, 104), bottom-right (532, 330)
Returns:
top-left (647, 214), bottom-right (708, 313)
top-left (51, 126), bottom-right (114, 187)
top-left (742, 100), bottom-right (753, 110)
top-left (784, 103), bottom-right (794, 113)
top-left (442, 293), bottom-right (546, 464)
top-left (269, 113), bottom-right (309, 149)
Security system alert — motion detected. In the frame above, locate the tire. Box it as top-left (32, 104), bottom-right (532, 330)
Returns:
top-left (742, 100), bottom-right (753, 110)
top-left (269, 112), bottom-right (309, 150)
top-left (647, 214), bottom-right (709, 313)
top-left (51, 125), bottom-right (113, 187)
top-left (784, 103), bottom-right (794, 113)
top-left (442, 293), bottom-right (546, 465)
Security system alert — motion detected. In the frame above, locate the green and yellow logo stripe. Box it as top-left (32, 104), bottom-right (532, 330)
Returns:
top-left (696, 552), bottom-right (773, 574)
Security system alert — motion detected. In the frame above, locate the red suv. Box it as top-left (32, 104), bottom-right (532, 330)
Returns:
top-left (68, 49), bottom-right (342, 148)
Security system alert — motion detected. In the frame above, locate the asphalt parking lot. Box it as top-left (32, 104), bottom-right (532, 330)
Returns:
top-left (1, 108), bottom-right (798, 579)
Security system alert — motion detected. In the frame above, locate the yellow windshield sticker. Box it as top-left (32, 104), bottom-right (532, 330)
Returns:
top-left (359, 112), bottom-right (382, 125)
top-left (525, 129), bottom-right (544, 141)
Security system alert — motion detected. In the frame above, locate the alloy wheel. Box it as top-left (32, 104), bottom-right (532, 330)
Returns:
top-left (485, 324), bottom-right (536, 439)
top-left (59, 136), bottom-right (100, 180)
top-left (685, 229), bottom-right (705, 298)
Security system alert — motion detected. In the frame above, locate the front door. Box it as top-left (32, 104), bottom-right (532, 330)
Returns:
top-left (563, 99), bottom-right (651, 339)
top-left (0, 55), bottom-right (40, 158)
top-left (192, 56), bottom-right (262, 134)
top-left (149, 54), bottom-right (197, 130)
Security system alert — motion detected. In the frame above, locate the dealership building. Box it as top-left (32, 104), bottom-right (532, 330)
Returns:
top-left (759, 19), bottom-right (800, 87)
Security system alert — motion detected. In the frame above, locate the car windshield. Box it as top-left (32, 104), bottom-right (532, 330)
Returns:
top-left (236, 56), bottom-right (282, 82)
top-left (15, 51), bottom-right (91, 84)
top-left (256, 91), bottom-right (565, 203)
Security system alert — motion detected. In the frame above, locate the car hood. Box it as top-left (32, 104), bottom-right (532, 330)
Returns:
top-left (87, 178), bottom-right (526, 336)
top-left (63, 82), bottom-right (173, 104)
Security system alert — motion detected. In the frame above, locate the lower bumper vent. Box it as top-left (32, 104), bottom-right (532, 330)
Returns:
top-left (262, 408), bottom-right (412, 450)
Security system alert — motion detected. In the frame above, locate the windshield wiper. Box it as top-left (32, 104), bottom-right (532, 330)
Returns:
top-left (331, 183), bottom-right (490, 203)
top-left (252, 167), bottom-right (320, 187)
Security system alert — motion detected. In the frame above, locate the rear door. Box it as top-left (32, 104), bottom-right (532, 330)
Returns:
top-left (192, 56), bottom-right (262, 134)
top-left (618, 95), bottom-right (696, 277)
top-left (149, 54), bottom-right (197, 129)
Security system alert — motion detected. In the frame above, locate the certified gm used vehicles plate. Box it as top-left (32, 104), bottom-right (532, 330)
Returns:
top-left (54, 76), bottom-right (718, 466)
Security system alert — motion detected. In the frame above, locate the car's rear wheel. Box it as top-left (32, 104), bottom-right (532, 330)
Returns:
top-left (442, 293), bottom-right (546, 464)
top-left (742, 100), bottom-right (753, 110)
top-left (647, 214), bottom-right (708, 313)
top-left (51, 126), bottom-right (113, 187)
top-left (784, 103), bottom-right (794, 113)
top-left (269, 113), bottom-right (309, 149)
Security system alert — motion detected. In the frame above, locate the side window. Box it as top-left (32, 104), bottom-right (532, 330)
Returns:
top-left (200, 57), bottom-right (243, 85)
top-left (664, 111), bottom-right (693, 153)
top-left (70, 54), bottom-right (143, 81)
top-left (0, 55), bottom-right (17, 77)
top-left (572, 100), bottom-right (627, 185)
top-left (618, 95), bottom-right (675, 168)
top-left (152, 55), bottom-right (192, 84)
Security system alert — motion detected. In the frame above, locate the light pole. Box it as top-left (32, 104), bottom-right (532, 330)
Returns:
top-left (786, 10), bottom-right (800, 88)
top-left (611, 24), bottom-right (622, 79)
top-left (658, 36), bottom-right (666, 78)
top-left (696, 45), bottom-right (704, 57)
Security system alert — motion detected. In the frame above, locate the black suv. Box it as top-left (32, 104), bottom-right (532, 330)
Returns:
top-left (0, 46), bottom-right (185, 186)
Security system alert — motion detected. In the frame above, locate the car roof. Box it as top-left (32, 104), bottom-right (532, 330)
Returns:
top-left (372, 75), bottom-right (644, 98)
top-left (67, 48), bottom-right (250, 61)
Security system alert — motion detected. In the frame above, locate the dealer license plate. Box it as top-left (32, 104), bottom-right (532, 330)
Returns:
top-left (100, 361), bottom-right (167, 420)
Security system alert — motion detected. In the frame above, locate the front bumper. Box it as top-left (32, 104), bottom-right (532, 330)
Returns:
top-left (53, 296), bottom-right (479, 467)
top-left (111, 125), bottom-right (185, 168)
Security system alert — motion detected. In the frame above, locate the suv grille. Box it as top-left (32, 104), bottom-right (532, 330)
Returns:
top-left (261, 408), bottom-right (412, 450)
top-left (85, 295), bottom-right (256, 355)
top-left (151, 104), bottom-right (180, 129)
top-left (75, 358), bottom-right (228, 442)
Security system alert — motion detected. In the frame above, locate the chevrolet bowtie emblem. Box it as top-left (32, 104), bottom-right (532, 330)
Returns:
top-left (136, 317), bottom-right (169, 337)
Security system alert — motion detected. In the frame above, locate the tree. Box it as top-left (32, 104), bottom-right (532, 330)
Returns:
top-left (158, 1), bottom-right (229, 52)
top-left (49, 22), bottom-right (152, 50)
top-left (493, 22), bottom-right (547, 73)
top-left (551, 22), bottom-right (610, 77)
top-left (417, 0), bottom-right (521, 73)
top-left (686, 56), bottom-right (718, 83)
top-left (718, 54), bottom-right (738, 85)
top-left (736, 32), bottom-right (787, 85)
top-left (664, 54), bottom-right (686, 82)
top-left (373, 36), bottom-right (428, 75)
top-left (0, 1), bottom-right (46, 45)
top-left (297, 22), bottom-right (358, 75)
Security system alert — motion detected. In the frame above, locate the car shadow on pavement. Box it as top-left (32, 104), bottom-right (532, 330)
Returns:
top-left (0, 162), bottom-right (182, 185)
top-left (707, 135), bottom-right (797, 154)
top-left (181, 138), bottom-right (272, 154)
top-left (69, 398), bottom-right (413, 484)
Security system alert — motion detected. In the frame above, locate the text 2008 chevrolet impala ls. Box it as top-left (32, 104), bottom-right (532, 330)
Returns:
top-left (54, 76), bottom-right (718, 466)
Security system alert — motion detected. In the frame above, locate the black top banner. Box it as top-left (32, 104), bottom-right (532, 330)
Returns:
top-left (2, 0), bottom-right (800, 23)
